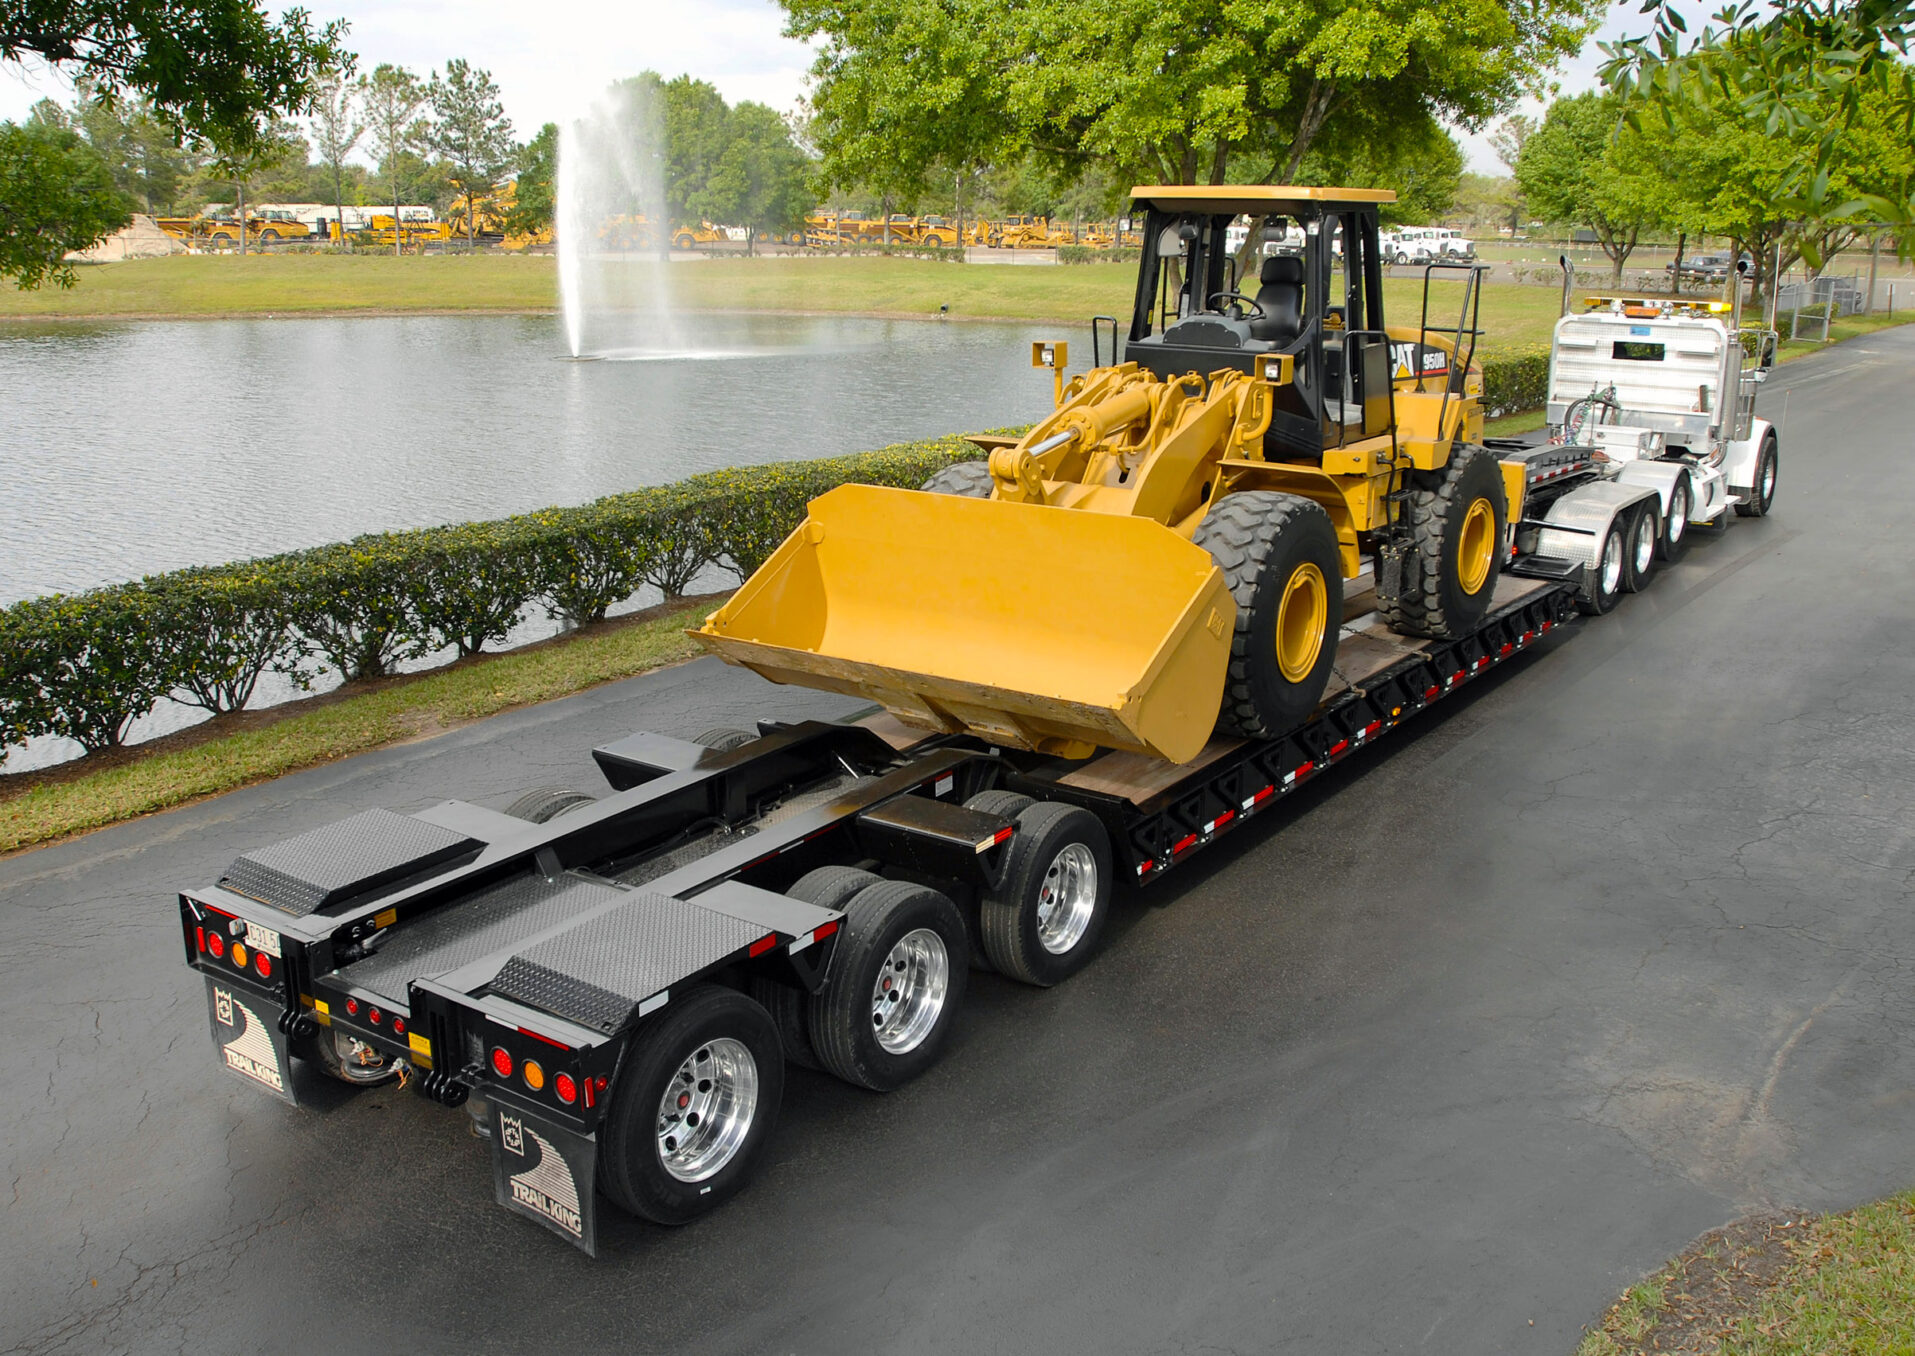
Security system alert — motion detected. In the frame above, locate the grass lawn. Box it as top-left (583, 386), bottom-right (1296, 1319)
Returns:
top-left (1577, 1194), bottom-right (1915, 1353)
top-left (1, 252), bottom-right (1572, 353)
top-left (0, 598), bottom-right (712, 855)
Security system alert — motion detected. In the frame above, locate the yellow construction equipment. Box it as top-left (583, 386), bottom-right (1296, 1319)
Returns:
top-left (698, 186), bottom-right (1504, 765)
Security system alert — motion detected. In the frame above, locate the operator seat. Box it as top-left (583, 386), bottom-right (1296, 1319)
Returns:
top-left (1249, 256), bottom-right (1305, 344)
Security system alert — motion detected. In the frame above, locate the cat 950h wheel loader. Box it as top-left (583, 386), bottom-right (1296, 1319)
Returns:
top-left (696, 186), bottom-right (1522, 765)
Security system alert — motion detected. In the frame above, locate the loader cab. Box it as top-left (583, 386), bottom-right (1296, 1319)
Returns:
top-left (1123, 186), bottom-right (1395, 460)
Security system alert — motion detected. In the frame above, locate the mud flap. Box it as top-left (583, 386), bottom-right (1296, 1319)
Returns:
top-left (204, 977), bottom-right (296, 1105)
top-left (490, 1102), bottom-right (599, 1255)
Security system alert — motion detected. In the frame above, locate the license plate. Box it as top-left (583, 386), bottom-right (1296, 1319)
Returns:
top-left (490, 1101), bottom-right (599, 1255)
top-left (205, 977), bottom-right (296, 1105)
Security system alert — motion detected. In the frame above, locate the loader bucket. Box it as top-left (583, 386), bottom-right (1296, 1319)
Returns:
top-left (694, 484), bottom-right (1235, 764)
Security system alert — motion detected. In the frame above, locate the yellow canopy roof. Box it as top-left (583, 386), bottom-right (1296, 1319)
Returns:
top-left (1129, 185), bottom-right (1396, 214)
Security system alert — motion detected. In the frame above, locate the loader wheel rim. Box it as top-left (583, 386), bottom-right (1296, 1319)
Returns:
top-left (1275, 562), bottom-right (1329, 683)
top-left (1457, 498), bottom-right (1497, 596)
top-left (1037, 843), bottom-right (1099, 954)
top-left (870, 927), bottom-right (950, 1054)
top-left (655, 1037), bottom-right (758, 1183)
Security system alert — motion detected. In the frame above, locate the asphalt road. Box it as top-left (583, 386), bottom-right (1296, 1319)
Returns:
top-left (6, 328), bottom-right (1914, 1355)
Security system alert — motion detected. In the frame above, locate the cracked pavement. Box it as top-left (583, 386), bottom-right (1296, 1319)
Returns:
top-left (4, 327), bottom-right (1914, 1354)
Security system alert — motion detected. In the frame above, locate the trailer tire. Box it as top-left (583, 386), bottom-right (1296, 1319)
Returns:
top-left (693, 727), bottom-right (755, 751)
top-left (598, 985), bottom-right (784, 1225)
top-left (1577, 518), bottom-right (1628, 615)
top-left (1656, 472), bottom-right (1693, 562)
top-left (808, 880), bottom-right (968, 1091)
top-left (921, 461), bottom-right (995, 498)
top-left (504, 786), bottom-right (597, 823)
top-left (1381, 444), bottom-right (1507, 640)
top-left (964, 789), bottom-right (1034, 818)
top-left (748, 866), bottom-right (882, 1071)
top-left (1735, 431), bottom-right (1779, 517)
top-left (1623, 504), bottom-right (1658, 594)
top-left (980, 802), bottom-right (1113, 986)
top-left (1193, 492), bottom-right (1343, 740)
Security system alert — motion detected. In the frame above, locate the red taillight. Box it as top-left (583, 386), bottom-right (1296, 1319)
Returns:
top-left (554, 1072), bottom-right (578, 1104)
top-left (491, 1047), bottom-right (513, 1078)
top-left (369, 1008), bottom-right (382, 1026)
top-left (195, 926), bottom-right (206, 953)
top-left (255, 952), bottom-right (272, 979)
top-left (207, 931), bottom-right (224, 959)
top-left (345, 997), bottom-right (359, 1016)
top-left (392, 1018), bottom-right (405, 1037)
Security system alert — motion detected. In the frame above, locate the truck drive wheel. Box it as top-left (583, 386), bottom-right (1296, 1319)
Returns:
top-left (808, 879), bottom-right (968, 1091)
top-left (504, 786), bottom-right (597, 823)
top-left (748, 865), bottom-right (881, 1071)
top-left (1656, 472), bottom-right (1693, 562)
top-left (1735, 431), bottom-right (1779, 517)
top-left (980, 802), bottom-right (1113, 986)
top-left (921, 460), bottom-right (994, 498)
top-left (1623, 504), bottom-right (1657, 594)
top-left (1577, 518), bottom-right (1628, 615)
top-left (1381, 443), bottom-right (1507, 641)
top-left (598, 985), bottom-right (784, 1225)
top-left (1192, 492), bottom-right (1343, 740)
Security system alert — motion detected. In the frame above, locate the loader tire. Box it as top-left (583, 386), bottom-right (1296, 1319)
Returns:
top-left (921, 460), bottom-right (994, 498)
top-left (598, 985), bottom-right (783, 1224)
top-left (980, 802), bottom-right (1113, 986)
top-left (1656, 471), bottom-right (1693, 563)
top-left (504, 785), bottom-right (597, 823)
top-left (808, 879), bottom-right (968, 1091)
top-left (747, 865), bottom-right (881, 1072)
top-left (1380, 443), bottom-right (1507, 640)
top-left (1735, 431), bottom-right (1778, 517)
top-left (1192, 492), bottom-right (1343, 740)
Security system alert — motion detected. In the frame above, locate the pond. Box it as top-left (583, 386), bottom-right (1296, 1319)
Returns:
top-left (0, 311), bottom-right (1071, 604)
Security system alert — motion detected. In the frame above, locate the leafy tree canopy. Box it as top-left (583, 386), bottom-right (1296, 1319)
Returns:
top-left (1, 0), bottom-right (348, 154)
top-left (0, 116), bottom-right (134, 287)
top-left (785, 0), bottom-right (1601, 197)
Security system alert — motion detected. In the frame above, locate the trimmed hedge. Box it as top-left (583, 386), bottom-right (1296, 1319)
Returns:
top-left (1057, 246), bottom-right (1142, 265)
top-left (1481, 347), bottom-right (1551, 418)
top-left (0, 434), bottom-right (991, 762)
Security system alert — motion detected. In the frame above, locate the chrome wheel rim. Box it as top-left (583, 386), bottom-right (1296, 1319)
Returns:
top-left (1667, 486), bottom-right (1689, 544)
top-left (1761, 454), bottom-right (1776, 500)
top-left (1036, 843), bottom-right (1099, 955)
top-left (1632, 513), bottom-right (1656, 573)
top-left (655, 1037), bottom-right (758, 1183)
top-left (1600, 530), bottom-right (1624, 596)
top-left (870, 928), bottom-right (950, 1054)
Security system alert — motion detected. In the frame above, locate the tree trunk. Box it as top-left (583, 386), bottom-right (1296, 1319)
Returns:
top-left (237, 180), bottom-right (247, 256)
top-left (1671, 232), bottom-right (1686, 293)
top-left (883, 195), bottom-right (891, 248)
top-left (393, 171), bottom-right (402, 257)
top-left (334, 163), bottom-right (347, 250)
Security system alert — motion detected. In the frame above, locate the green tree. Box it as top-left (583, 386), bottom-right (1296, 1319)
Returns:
top-left (309, 70), bottom-right (361, 246)
top-left (699, 102), bottom-right (811, 254)
top-left (70, 80), bottom-right (195, 213)
top-left (657, 74), bottom-right (731, 226)
top-left (0, 0), bottom-right (347, 284)
top-left (1302, 118), bottom-right (1465, 225)
top-left (359, 63), bottom-right (428, 256)
top-left (428, 59), bottom-right (515, 247)
top-left (1516, 92), bottom-right (1665, 282)
top-left (0, 117), bottom-right (135, 287)
top-left (506, 122), bottom-right (558, 237)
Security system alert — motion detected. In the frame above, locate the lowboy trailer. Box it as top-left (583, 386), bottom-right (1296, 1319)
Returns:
top-left (181, 572), bottom-right (1582, 1255)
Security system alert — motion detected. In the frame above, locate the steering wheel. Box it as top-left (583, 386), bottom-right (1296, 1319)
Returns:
top-left (1208, 290), bottom-right (1266, 321)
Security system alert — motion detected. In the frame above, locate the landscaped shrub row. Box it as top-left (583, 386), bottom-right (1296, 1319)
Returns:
top-left (1481, 346), bottom-right (1551, 418)
top-left (0, 435), bottom-right (990, 761)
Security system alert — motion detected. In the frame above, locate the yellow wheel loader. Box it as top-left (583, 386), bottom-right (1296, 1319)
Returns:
top-left (696, 187), bottom-right (1512, 765)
